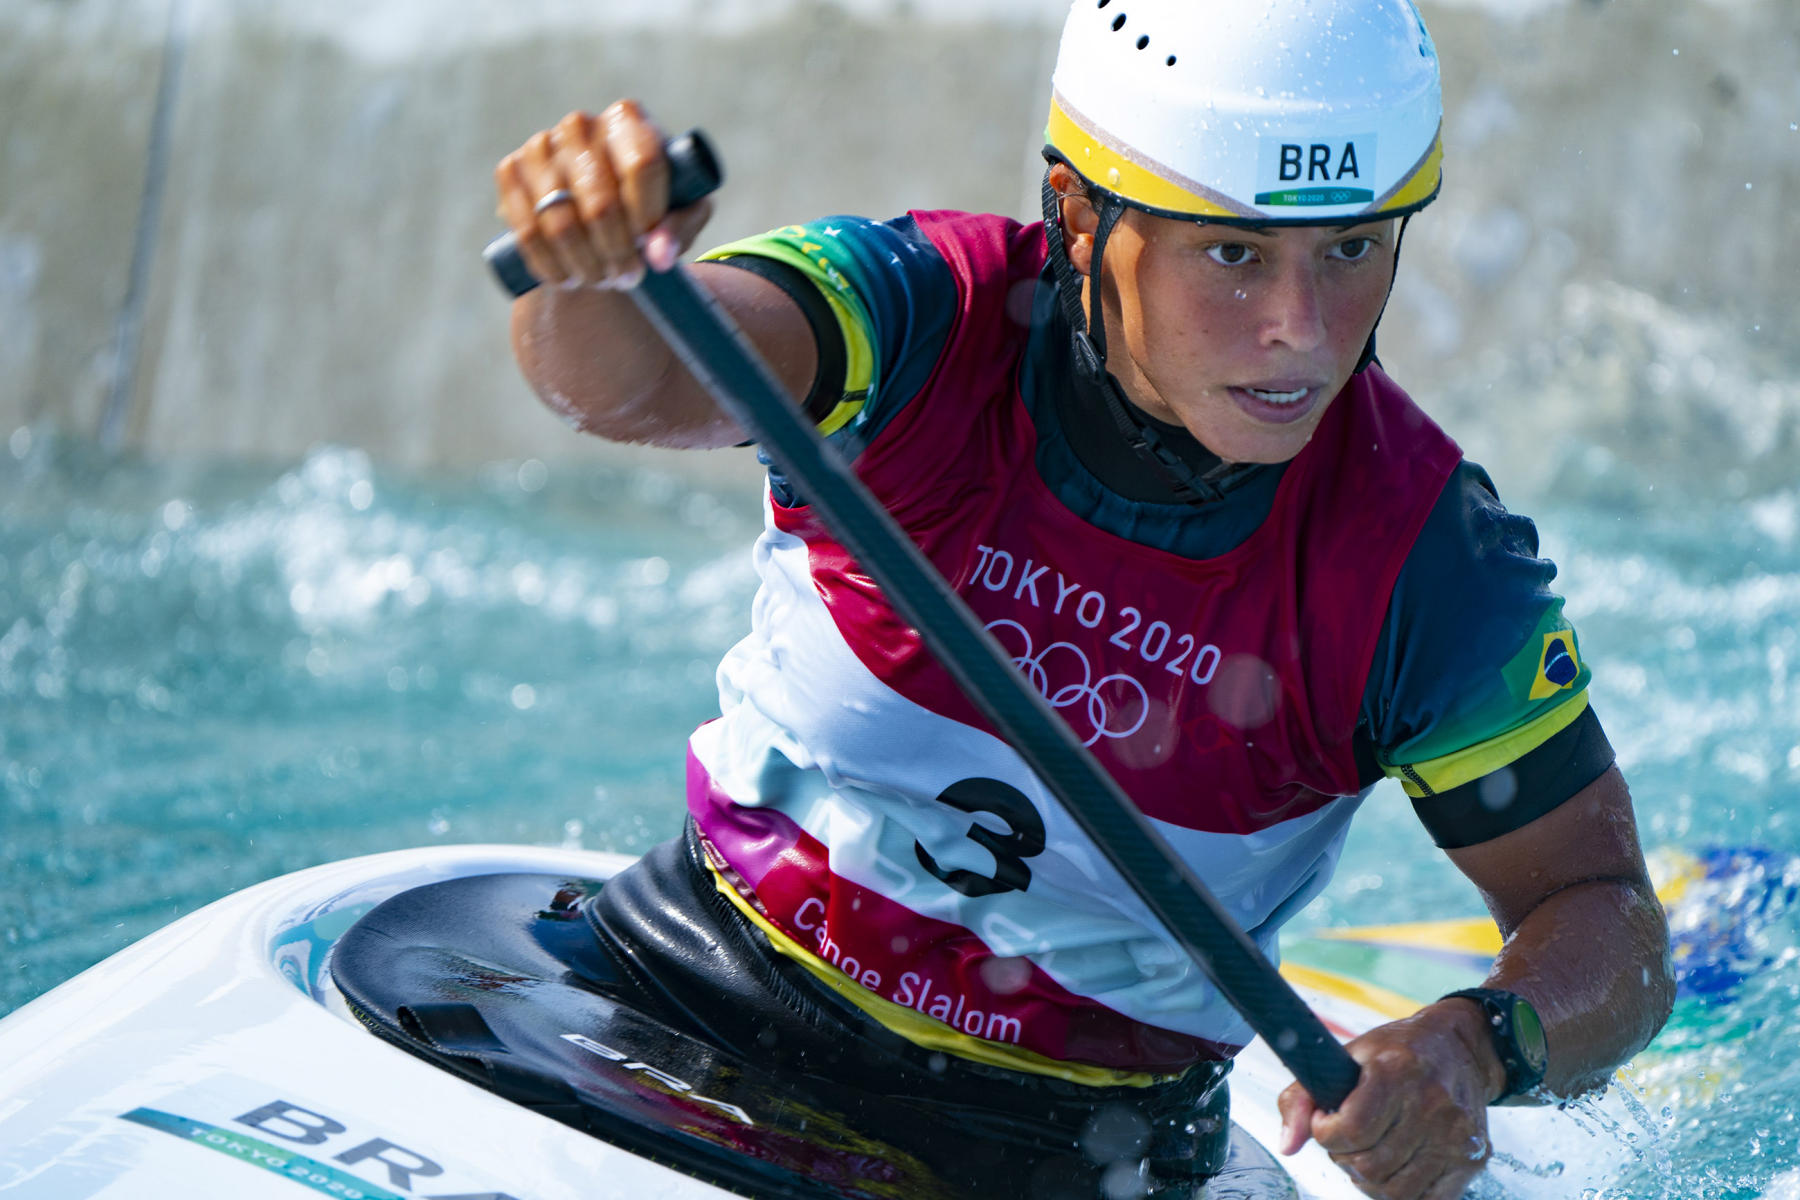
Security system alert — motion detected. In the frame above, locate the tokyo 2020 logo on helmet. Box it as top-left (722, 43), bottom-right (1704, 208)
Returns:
top-left (1045, 0), bottom-right (1444, 226)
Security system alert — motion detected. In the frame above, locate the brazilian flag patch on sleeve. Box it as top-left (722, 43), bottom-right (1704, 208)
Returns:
top-left (1528, 631), bottom-right (1582, 700)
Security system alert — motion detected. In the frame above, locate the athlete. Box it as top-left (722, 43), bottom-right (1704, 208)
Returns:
top-left (493, 2), bottom-right (1673, 1196)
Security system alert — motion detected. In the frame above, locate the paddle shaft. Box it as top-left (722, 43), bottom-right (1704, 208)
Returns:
top-left (488, 132), bottom-right (1360, 1109)
top-left (631, 265), bottom-right (1360, 1109)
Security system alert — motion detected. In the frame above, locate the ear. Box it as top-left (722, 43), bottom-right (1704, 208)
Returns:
top-left (1048, 162), bottom-right (1098, 277)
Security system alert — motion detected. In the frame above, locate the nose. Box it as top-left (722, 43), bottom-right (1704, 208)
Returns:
top-left (1258, 259), bottom-right (1328, 353)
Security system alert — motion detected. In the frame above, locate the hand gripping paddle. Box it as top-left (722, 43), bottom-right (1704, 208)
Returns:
top-left (485, 129), bottom-right (1361, 1111)
top-left (483, 130), bottom-right (721, 298)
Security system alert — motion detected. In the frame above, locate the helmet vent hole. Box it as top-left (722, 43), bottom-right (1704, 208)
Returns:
top-left (1111, 13), bottom-right (1126, 31)
top-left (1096, 0), bottom-right (1109, 7)
top-left (1166, 55), bottom-right (1177, 66)
top-left (1136, 35), bottom-right (1149, 50)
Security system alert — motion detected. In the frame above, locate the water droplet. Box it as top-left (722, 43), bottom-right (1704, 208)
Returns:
top-left (1081, 1104), bottom-right (1152, 1164)
top-left (1234, 288), bottom-right (1248, 301)
top-left (1100, 1159), bottom-right (1152, 1200)
top-left (979, 956), bottom-right (1033, 995)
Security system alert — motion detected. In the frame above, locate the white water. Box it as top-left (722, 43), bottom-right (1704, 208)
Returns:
top-left (3, 0), bottom-right (1799, 1192)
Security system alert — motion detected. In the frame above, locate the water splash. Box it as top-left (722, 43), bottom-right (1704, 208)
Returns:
top-left (0, 438), bottom-right (760, 1015)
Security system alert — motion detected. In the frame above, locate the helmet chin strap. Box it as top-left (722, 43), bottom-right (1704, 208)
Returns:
top-left (1354, 213), bottom-right (1414, 374)
top-left (1041, 171), bottom-right (1251, 505)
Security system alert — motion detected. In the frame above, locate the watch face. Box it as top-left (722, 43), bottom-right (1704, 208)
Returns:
top-left (1510, 995), bottom-right (1549, 1076)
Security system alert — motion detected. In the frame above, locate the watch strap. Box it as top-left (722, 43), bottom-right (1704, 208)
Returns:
top-left (1443, 987), bottom-right (1548, 1103)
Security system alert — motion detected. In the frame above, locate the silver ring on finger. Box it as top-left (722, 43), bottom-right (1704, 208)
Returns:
top-left (533, 188), bottom-right (576, 215)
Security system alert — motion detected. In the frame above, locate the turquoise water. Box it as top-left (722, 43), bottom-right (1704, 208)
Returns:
top-left (3, 428), bottom-right (1799, 1196)
top-left (0, 433), bottom-right (758, 1006)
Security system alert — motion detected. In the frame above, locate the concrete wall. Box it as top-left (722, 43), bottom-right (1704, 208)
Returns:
top-left (3, 0), bottom-right (1795, 491)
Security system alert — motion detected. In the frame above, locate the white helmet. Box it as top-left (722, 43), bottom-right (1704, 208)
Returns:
top-left (1045, 0), bottom-right (1443, 225)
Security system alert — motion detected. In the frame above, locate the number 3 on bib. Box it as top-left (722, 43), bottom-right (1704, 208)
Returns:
top-left (914, 778), bottom-right (1048, 898)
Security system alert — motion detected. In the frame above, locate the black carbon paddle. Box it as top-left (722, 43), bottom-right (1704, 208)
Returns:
top-left (485, 129), bottom-right (1361, 1111)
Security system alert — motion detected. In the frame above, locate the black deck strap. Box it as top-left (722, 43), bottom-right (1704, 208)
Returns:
top-left (392, 1002), bottom-right (582, 1111)
top-left (396, 1002), bottom-right (507, 1055)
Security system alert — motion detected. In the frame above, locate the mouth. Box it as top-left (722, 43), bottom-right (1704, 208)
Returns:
top-left (1227, 383), bottom-right (1326, 425)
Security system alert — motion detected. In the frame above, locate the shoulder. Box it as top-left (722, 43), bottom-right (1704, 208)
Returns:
top-left (1373, 462), bottom-right (1574, 736)
top-left (1365, 464), bottom-right (1613, 845)
top-left (906, 210), bottom-right (1050, 285)
top-left (700, 213), bottom-right (1036, 469)
top-left (701, 214), bottom-right (955, 320)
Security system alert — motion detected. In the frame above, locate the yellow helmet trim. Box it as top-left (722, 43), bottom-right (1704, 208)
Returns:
top-left (1046, 94), bottom-right (1247, 220)
top-left (1373, 132), bottom-right (1444, 215)
top-left (1049, 93), bottom-right (1443, 223)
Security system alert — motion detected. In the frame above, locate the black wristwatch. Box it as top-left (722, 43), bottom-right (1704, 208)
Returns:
top-left (1443, 988), bottom-right (1548, 1104)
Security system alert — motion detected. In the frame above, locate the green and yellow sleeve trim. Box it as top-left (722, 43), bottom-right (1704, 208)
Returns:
top-left (700, 231), bottom-right (877, 433)
top-left (1388, 691), bottom-right (1591, 800)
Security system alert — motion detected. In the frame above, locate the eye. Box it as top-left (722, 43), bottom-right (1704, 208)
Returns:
top-left (1332, 236), bottom-right (1377, 262)
top-left (1206, 242), bottom-right (1257, 267)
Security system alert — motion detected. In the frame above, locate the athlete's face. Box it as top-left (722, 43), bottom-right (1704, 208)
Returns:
top-left (1060, 179), bottom-right (1399, 464)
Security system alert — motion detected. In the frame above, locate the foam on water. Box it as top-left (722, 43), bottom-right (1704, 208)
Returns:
top-left (0, 437), bottom-right (758, 1011)
top-left (5, 424), bottom-right (1800, 1192)
top-left (4, 0), bottom-right (1800, 1190)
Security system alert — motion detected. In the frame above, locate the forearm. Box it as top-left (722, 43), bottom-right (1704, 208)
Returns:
top-left (510, 283), bottom-right (747, 449)
top-left (494, 103), bottom-right (816, 450)
top-left (1482, 874), bottom-right (1673, 1097)
top-left (1433, 766), bottom-right (1673, 1102)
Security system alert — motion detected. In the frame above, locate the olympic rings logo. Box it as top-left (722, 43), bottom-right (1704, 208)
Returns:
top-left (985, 619), bottom-right (1150, 747)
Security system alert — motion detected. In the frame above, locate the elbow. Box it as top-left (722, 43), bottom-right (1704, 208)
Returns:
top-left (1622, 875), bottom-right (1676, 1060)
top-left (508, 293), bottom-right (661, 441)
top-left (506, 293), bottom-right (737, 448)
top-left (1645, 894), bottom-right (1677, 1043)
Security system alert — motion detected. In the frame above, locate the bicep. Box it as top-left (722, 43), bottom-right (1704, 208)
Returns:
top-left (509, 260), bottom-right (819, 449)
top-left (1444, 765), bottom-right (1652, 937)
top-left (659, 261), bottom-right (822, 440)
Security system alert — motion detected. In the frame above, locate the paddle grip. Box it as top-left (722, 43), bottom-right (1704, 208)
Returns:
top-left (484, 129), bottom-right (723, 298)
